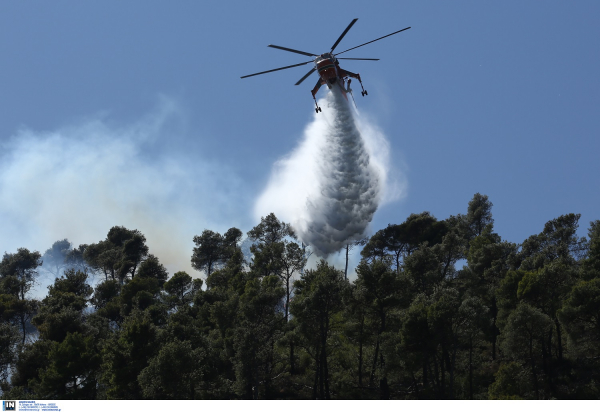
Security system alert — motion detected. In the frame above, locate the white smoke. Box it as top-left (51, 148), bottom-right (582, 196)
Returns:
top-left (255, 86), bottom-right (404, 256)
top-left (0, 98), bottom-right (247, 289)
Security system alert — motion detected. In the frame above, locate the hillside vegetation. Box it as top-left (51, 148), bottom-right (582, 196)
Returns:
top-left (1, 193), bottom-right (599, 399)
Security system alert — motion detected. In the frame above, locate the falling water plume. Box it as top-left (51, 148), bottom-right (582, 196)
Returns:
top-left (255, 85), bottom-right (400, 256)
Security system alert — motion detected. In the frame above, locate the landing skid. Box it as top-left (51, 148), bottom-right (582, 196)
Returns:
top-left (313, 95), bottom-right (322, 113)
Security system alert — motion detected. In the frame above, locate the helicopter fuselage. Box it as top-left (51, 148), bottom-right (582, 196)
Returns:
top-left (311, 53), bottom-right (363, 104)
top-left (315, 53), bottom-right (340, 86)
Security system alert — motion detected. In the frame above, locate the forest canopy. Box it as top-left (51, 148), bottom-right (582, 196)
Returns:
top-left (1, 193), bottom-right (599, 400)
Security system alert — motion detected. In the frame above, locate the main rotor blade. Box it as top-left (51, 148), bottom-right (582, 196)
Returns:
top-left (330, 18), bottom-right (358, 52)
top-left (295, 68), bottom-right (316, 86)
top-left (268, 44), bottom-right (317, 57)
top-left (241, 61), bottom-right (313, 79)
top-left (337, 58), bottom-right (380, 61)
top-left (335, 27), bottom-right (411, 56)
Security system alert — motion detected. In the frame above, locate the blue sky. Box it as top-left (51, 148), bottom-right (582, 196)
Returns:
top-left (1, 1), bottom-right (599, 277)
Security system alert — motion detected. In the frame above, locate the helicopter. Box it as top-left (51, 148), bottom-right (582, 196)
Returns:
top-left (241, 19), bottom-right (410, 113)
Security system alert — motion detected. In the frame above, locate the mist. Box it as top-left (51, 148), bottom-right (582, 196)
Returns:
top-left (255, 86), bottom-right (405, 256)
top-left (0, 89), bottom-right (405, 294)
top-left (0, 98), bottom-right (247, 292)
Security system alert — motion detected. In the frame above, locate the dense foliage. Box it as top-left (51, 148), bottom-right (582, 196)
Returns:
top-left (1, 194), bottom-right (599, 399)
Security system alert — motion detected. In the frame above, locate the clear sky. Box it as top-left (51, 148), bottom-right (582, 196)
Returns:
top-left (1, 1), bottom-right (599, 278)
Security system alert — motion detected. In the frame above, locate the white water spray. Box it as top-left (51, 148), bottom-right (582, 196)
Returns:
top-left (255, 86), bottom-right (401, 256)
